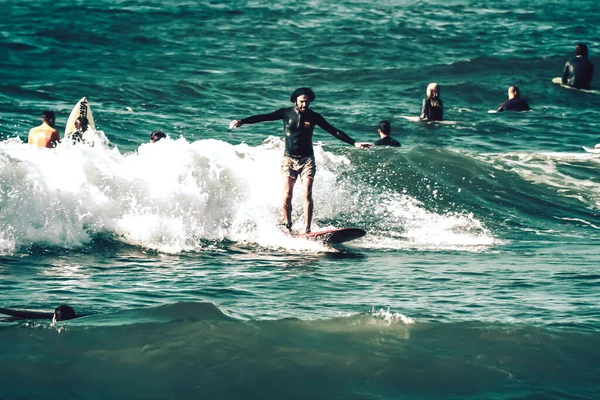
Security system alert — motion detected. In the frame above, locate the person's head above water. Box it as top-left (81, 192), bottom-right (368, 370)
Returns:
top-left (150, 130), bottom-right (166, 143)
top-left (53, 304), bottom-right (75, 322)
top-left (290, 88), bottom-right (315, 113)
top-left (378, 120), bottom-right (391, 136)
top-left (75, 116), bottom-right (89, 132)
top-left (41, 111), bottom-right (56, 128)
top-left (426, 83), bottom-right (440, 99)
top-left (576, 43), bottom-right (588, 57)
top-left (508, 86), bottom-right (521, 99)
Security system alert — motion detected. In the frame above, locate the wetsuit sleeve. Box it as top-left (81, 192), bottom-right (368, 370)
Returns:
top-left (314, 113), bottom-right (356, 146)
top-left (420, 98), bottom-right (428, 119)
top-left (562, 61), bottom-right (570, 84)
top-left (241, 108), bottom-right (284, 125)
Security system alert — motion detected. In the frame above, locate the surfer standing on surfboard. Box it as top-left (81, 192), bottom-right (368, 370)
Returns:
top-left (28, 111), bottom-right (60, 148)
top-left (229, 88), bottom-right (371, 234)
top-left (562, 43), bottom-right (594, 90)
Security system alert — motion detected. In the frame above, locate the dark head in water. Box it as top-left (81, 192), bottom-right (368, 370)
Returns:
top-left (75, 116), bottom-right (89, 133)
top-left (150, 130), bottom-right (167, 143)
top-left (508, 86), bottom-right (521, 99)
top-left (41, 111), bottom-right (56, 128)
top-left (378, 120), bottom-right (391, 136)
top-left (576, 43), bottom-right (588, 57)
top-left (53, 304), bottom-right (76, 322)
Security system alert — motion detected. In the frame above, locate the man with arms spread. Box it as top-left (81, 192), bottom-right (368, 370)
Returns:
top-left (28, 111), bottom-right (60, 148)
top-left (497, 86), bottom-right (530, 112)
top-left (230, 87), bottom-right (371, 233)
top-left (562, 43), bottom-right (594, 89)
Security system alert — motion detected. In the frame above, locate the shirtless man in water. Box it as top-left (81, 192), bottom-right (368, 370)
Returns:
top-left (230, 87), bottom-right (371, 233)
top-left (28, 111), bottom-right (60, 148)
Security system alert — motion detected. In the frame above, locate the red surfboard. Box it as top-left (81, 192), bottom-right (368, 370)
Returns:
top-left (292, 228), bottom-right (366, 244)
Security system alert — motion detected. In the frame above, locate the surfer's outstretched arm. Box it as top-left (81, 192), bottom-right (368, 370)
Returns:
top-left (229, 109), bottom-right (284, 129)
top-left (314, 114), bottom-right (371, 148)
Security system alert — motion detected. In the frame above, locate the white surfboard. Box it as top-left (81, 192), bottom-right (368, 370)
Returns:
top-left (397, 115), bottom-right (456, 124)
top-left (553, 77), bottom-right (599, 94)
top-left (582, 146), bottom-right (600, 154)
top-left (65, 97), bottom-right (96, 138)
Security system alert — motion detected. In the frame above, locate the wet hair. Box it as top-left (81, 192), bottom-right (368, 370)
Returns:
top-left (290, 87), bottom-right (315, 103)
top-left (509, 86), bottom-right (520, 97)
top-left (54, 304), bottom-right (75, 321)
top-left (379, 120), bottom-right (391, 135)
top-left (150, 130), bottom-right (166, 142)
top-left (426, 83), bottom-right (441, 107)
top-left (76, 116), bottom-right (89, 132)
top-left (41, 111), bottom-right (56, 128)
top-left (576, 43), bottom-right (588, 57)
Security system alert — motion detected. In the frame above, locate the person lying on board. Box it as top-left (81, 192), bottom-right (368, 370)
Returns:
top-left (374, 120), bottom-right (401, 147)
top-left (229, 87), bottom-right (371, 234)
top-left (497, 86), bottom-right (530, 112)
top-left (28, 110), bottom-right (60, 148)
top-left (0, 304), bottom-right (78, 325)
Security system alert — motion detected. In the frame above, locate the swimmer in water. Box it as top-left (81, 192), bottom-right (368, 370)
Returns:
top-left (229, 87), bottom-right (371, 234)
top-left (28, 111), bottom-right (60, 148)
top-left (420, 83), bottom-right (443, 121)
top-left (71, 116), bottom-right (89, 142)
top-left (562, 43), bottom-right (594, 90)
top-left (150, 130), bottom-right (167, 142)
top-left (374, 120), bottom-right (401, 147)
top-left (0, 304), bottom-right (78, 323)
top-left (497, 86), bottom-right (530, 112)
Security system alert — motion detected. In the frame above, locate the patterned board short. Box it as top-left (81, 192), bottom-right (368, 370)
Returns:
top-left (281, 156), bottom-right (316, 180)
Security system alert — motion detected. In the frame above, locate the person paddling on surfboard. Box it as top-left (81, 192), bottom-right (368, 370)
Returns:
top-left (497, 86), bottom-right (530, 112)
top-left (562, 43), bottom-right (594, 90)
top-left (229, 87), bottom-right (371, 234)
top-left (28, 111), bottom-right (60, 148)
top-left (0, 304), bottom-right (78, 324)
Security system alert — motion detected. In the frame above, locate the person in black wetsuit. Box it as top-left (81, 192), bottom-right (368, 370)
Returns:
top-left (229, 87), bottom-right (371, 233)
top-left (562, 43), bottom-right (594, 89)
top-left (374, 121), bottom-right (401, 147)
top-left (497, 86), bottom-right (530, 112)
top-left (0, 304), bottom-right (77, 324)
top-left (420, 82), bottom-right (443, 121)
top-left (150, 130), bottom-right (167, 143)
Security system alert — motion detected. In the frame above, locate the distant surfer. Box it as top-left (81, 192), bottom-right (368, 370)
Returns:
top-left (229, 87), bottom-right (371, 233)
top-left (0, 304), bottom-right (77, 324)
top-left (497, 86), bottom-right (530, 112)
top-left (150, 130), bottom-right (167, 142)
top-left (374, 121), bottom-right (401, 147)
top-left (28, 111), bottom-right (60, 148)
top-left (71, 116), bottom-right (89, 142)
top-left (420, 83), bottom-right (443, 121)
top-left (562, 43), bottom-right (594, 89)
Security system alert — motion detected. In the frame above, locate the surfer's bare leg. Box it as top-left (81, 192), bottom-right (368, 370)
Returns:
top-left (283, 176), bottom-right (296, 232)
top-left (303, 177), bottom-right (314, 233)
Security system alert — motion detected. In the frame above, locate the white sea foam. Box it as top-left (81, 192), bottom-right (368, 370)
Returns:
top-left (0, 136), bottom-right (499, 254)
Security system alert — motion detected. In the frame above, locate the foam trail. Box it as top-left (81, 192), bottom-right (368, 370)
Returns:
top-left (0, 136), bottom-right (499, 254)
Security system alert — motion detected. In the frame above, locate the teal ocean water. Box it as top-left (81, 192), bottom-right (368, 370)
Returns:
top-left (1, 0), bottom-right (600, 398)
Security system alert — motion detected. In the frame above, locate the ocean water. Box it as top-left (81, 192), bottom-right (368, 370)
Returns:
top-left (1, 0), bottom-right (600, 398)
